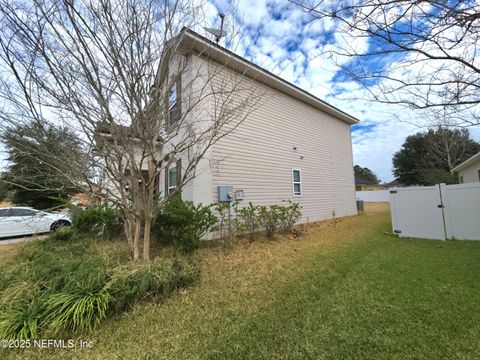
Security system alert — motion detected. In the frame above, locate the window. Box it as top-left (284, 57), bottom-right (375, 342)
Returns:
top-left (459, 175), bottom-right (464, 184)
top-left (165, 159), bottom-right (182, 196)
top-left (0, 209), bottom-right (10, 217)
top-left (478, 169), bottom-right (480, 182)
top-left (168, 167), bottom-right (177, 194)
top-left (169, 82), bottom-right (177, 107)
top-left (167, 78), bottom-right (181, 127)
top-left (9, 209), bottom-right (37, 216)
top-left (292, 169), bottom-right (302, 196)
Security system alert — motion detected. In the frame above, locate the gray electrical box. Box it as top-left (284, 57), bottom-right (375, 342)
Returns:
top-left (218, 186), bottom-right (234, 202)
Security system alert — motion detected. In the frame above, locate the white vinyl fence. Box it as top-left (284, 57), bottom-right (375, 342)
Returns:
top-left (390, 183), bottom-right (480, 240)
top-left (355, 190), bottom-right (390, 202)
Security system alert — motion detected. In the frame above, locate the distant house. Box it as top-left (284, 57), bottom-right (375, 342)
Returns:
top-left (71, 184), bottom-right (102, 207)
top-left (355, 177), bottom-right (384, 191)
top-left (451, 152), bottom-right (480, 183)
top-left (382, 179), bottom-right (406, 189)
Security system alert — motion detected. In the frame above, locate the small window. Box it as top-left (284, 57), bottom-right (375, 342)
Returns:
top-left (167, 79), bottom-right (181, 127)
top-left (165, 159), bottom-right (182, 197)
top-left (459, 175), bottom-right (464, 184)
top-left (292, 169), bottom-right (302, 196)
top-left (168, 167), bottom-right (177, 194)
top-left (169, 83), bottom-right (177, 107)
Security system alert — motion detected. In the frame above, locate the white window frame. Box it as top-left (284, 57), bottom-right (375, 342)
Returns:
top-left (168, 167), bottom-right (177, 194)
top-left (292, 168), bottom-right (302, 196)
top-left (167, 78), bottom-right (181, 127)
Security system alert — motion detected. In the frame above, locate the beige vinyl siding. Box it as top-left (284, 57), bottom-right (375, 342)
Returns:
top-left (158, 55), bottom-right (215, 204)
top-left (211, 70), bottom-right (357, 223)
top-left (458, 157), bottom-right (480, 183)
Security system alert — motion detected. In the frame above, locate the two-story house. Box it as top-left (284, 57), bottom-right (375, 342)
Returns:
top-left (147, 28), bottom-right (360, 223)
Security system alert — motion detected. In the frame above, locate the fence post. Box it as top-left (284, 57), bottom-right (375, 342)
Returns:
top-left (389, 188), bottom-right (399, 235)
top-left (438, 183), bottom-right (451, 240)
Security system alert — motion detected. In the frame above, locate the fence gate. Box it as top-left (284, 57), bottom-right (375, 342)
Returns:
top-left (442, 183), bottom-right (480, 240)
top-left (390, 183), bottom-right (480, 241)
top-left (390, 185), bottom-right (446, 240)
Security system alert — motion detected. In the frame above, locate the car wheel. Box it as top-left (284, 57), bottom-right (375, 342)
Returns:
top-left (51, 220), bottom-right (71, 232)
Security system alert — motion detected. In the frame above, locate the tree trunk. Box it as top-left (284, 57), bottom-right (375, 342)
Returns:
top-left (133, 209), bottom-right (142, 261)
top-left (142, 156), bottom-right (157, 262)
top-left (124, 213), bottom-right (134, 249)
top-left (143, 215), bottom-right (152, 261)
top-left (124, 220), bottom-right (132, 247)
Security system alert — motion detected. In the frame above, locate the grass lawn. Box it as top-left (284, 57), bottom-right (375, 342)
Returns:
top-left (0, 243), bottom-right (27, 266)
top-left (2, 203), bottom-right (480, 359)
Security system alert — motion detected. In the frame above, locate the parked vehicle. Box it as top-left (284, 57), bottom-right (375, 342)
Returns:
top-left (0, 207), bottom-right (71, 238)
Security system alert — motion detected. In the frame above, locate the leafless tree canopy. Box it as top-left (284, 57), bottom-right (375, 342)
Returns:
top-left (0, 0), bottom-right (263, 260)
top-left (292, 0), bottom-right (480, 127)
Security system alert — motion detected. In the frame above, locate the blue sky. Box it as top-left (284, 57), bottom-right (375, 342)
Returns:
top-left (1, 0), bottom-right (479, 182)
top-left (208, 0), bottom-right (480, 182)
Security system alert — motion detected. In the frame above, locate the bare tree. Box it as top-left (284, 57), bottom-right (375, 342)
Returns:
top-left (291, 0), bottom-right (480, 127)
top-left (0, 0), bottom-right (263, 260)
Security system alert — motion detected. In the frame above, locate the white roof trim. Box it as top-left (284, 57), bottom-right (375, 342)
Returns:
top-left (178, 28), bottom-right (359, 125)
top-left (451, 151), bottom-right (480, 172)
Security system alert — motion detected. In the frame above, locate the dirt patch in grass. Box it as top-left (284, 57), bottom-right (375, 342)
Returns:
top-left (0, 243), bottom-right (27, 266)
top-left (364, 202), bottom-right (389, 213)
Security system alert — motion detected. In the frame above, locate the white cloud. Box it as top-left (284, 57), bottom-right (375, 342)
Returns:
top-left (222, 0), bottom-right (480, 182)
top-left (2, 0), bottom-right (478, 182)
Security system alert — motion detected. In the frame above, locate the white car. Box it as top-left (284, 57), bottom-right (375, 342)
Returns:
top-left (0, 207), bottom-right (71, 238)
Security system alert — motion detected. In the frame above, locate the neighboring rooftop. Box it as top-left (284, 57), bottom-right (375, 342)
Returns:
top-left (451, 151), bottom-right (480, 173)
top-left (355, 177), bottom-right (378, 186)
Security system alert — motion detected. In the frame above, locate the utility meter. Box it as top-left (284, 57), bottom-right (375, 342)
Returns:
top-left (218, 186), bottom-right (234, 202)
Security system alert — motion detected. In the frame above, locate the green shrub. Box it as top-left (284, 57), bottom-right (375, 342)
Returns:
top-left (153, 197), bottom-right (217, 252)
top-left (278, 201), bottom-right (302, 231)
top-left (235, 202), bottom-right (260, 241)
top-left (48, 226), bottom-right (75, 241)
top-left (258, 205), bottom-right (282, 239)
top-left (108, 257), bottom-right (199, 313)
top-left (214, 201), bottom-right (235, 248)
top-left (73, 204), bottom-right (122, 239)
top-left (168, 257), bottom-right (200, 288)
top-left (27, 250), bottom-right (109, 293)
top-left (257, 202), bottom-right (302, 239)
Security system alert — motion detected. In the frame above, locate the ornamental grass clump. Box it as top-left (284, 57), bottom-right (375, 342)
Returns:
top-left (0, 234), bottom-right (199, 339)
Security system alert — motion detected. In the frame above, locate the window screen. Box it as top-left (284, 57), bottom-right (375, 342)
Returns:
top-left (167, 78), bottom-right (181, 127)
top-left (168, 167), bottom-right (177, 194)
top-left (292, 169), bottom-right (302, 196)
